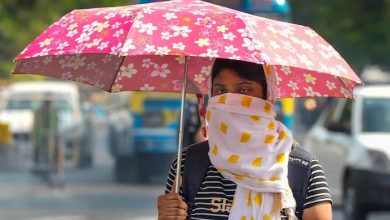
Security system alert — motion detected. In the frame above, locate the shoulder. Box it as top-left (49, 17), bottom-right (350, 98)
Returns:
top-left (170, 141), bottom-right (209, 172)
top-left (290, 145), bottom-right (312, 158)
top-left (185, 140), bottom-right (209, 154)
top-left (186, 140), bottom-right (209, 149)
top-left (288, 146), bottom-right (313, 167)
top-left (187, 142), bottom-right (314, 164)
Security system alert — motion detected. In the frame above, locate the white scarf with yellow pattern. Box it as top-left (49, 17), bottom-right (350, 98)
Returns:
top-left (206, 93), bottom-right (296, 220)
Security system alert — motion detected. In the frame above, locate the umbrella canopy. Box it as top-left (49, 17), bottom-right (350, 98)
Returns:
top-left (13, 0), bottom-right (362, 99)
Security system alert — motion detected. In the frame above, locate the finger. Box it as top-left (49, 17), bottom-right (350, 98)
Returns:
top-left (159, 216), bottom-right (187, 220)
top-left (158, 193), bottom-right (183, 201)
top-left (162, 192), bottom-right (183, 200)
top-left (163, 207), bottom-right (188, 217)
top-left (170, 175), bottom-right (182, 193)
top-left (157, 195), bottom-right (187, 209)
top-left (157, 195), bottom-right (187, 213)
top-left (161, 200), bottom-right (188, 210)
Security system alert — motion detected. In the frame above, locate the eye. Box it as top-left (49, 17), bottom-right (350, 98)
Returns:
top-left (215, 88), bottom-right (227, 94)
top-left (212, 85), bottom-right (227, 95)
top-left (239, 87), bottom-right (250, 94)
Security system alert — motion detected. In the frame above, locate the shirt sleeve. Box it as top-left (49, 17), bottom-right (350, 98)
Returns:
top-left (303, 157), bottom-right (333, 209)
top-left (164, 148), bottom-right (188, 195)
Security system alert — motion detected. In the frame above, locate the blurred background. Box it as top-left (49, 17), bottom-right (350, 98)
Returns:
top-left (0, 0), bottom-right (389, 220)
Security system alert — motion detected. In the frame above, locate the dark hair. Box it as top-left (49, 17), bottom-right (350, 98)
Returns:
top-left (211, 58), bottom-right (267, 98)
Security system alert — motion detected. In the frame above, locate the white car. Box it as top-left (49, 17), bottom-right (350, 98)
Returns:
top-left (303, 85), bottom-right (390, 220)
top-left (0, 81), bottom-right (92, 167)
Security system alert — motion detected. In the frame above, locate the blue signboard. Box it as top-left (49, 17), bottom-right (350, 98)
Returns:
top-left (243, 0), bottom-right (290, 14)
top-left (139, 0), bottom-right (290, 16)
top-left (137, 0), bottom-right (167, 3)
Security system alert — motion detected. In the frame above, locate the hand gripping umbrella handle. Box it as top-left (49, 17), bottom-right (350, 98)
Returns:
top-left (175, 56), bottom-right (188, 193)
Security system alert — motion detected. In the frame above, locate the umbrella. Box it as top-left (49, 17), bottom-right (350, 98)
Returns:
top-left (12, 0), bottom-right (363, 192)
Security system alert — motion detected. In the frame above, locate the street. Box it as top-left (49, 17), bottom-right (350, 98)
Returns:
top-left (0, 168), bottom-right (161, 220)
top-left (0, 124), bottom-right (389, 220)
top-left (1, 168), bottom-right (389, 220)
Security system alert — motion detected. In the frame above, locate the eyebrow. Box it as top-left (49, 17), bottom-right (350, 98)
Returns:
top-left (213, 81), bottom-right (253, 87)
top-left (237, 81), bottom-right (253, 85)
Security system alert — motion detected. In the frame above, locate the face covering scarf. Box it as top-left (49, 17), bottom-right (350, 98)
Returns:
top-left (206, 93), bottom-right (296, 220)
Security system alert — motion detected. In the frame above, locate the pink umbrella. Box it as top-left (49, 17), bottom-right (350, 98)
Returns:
top-left (12, 0), bottom-right (363, 192)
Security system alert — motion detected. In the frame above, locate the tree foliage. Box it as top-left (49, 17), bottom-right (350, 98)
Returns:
top-left (290, 0), bottom-right (390, 72)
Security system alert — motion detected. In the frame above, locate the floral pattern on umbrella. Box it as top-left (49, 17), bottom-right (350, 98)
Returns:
top-left (13, 0), bottom-right (362, 98)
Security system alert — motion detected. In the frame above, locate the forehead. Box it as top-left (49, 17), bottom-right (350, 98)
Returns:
top-left (212, 68), bottom-right (246, 84)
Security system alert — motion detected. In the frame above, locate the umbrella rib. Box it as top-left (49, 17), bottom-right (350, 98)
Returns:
top-left (109, 56), bottom-right (126, 93)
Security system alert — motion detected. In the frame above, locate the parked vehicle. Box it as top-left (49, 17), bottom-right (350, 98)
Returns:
top-left (108, 91), bottom-right (183, 183)
top-left (303, 85), bottom-right (390, 220)
top-left (0, 81), bottom-right (93, 168)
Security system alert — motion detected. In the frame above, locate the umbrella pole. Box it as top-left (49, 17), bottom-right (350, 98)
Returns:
top-left (174, 57), bottom-right (188, 193)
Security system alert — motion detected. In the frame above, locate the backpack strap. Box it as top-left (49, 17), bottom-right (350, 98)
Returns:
top-left (182, 141), bottom-right (210, 211)
top-left (288, 146), bottom-right (313, 219)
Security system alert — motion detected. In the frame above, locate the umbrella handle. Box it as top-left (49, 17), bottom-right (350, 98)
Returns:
top-left (175, 56), bottom-right (188, 193)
